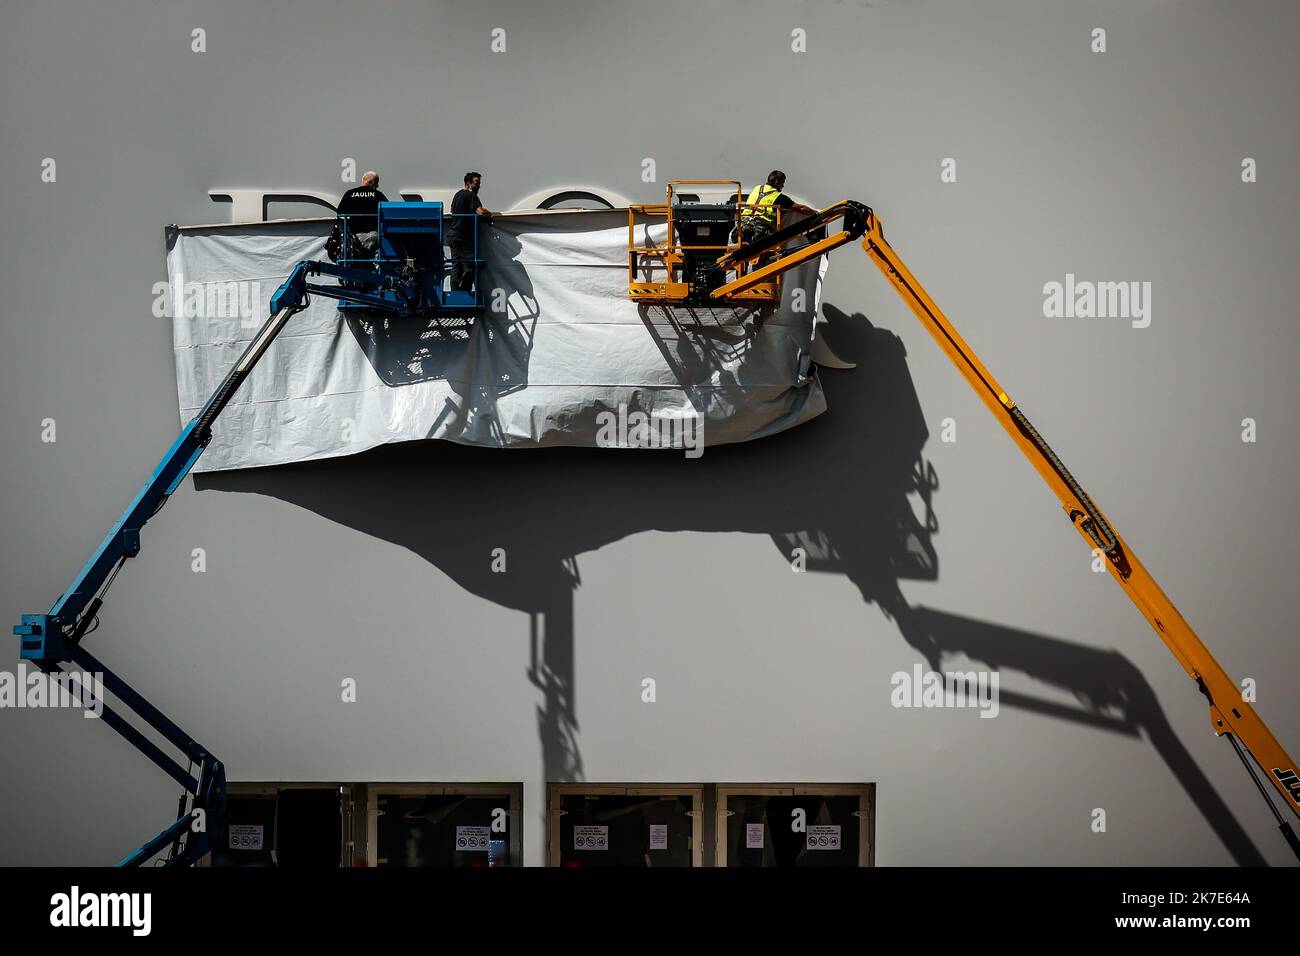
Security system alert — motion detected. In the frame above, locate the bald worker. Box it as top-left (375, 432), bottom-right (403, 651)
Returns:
top-left (335, 170), bottom-right (389, 256)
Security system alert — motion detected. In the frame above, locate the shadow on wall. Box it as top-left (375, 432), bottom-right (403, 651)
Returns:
top-left (339, 227), bottom-right (541, 450)
top-left (196, 302), bottom-right (1265, 865)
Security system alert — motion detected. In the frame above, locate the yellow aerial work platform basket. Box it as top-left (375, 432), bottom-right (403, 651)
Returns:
top-left (628, 181), bottom-right (786, 305)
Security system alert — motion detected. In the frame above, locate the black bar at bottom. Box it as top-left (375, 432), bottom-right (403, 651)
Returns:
top-left (3, 866), bottom-right (1288, 942)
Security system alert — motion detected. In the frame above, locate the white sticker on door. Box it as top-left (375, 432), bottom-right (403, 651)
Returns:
top-left (806, 825), bottom-right (841, 850)
top-left (746, 823), bottom-right (765, 849)
top-left (649, 824), bottom-right (668, 850)
top-left (574, 825), bottom-right (609, 851)
top-left (228, 824), bottom-right (264, 851)
top-left (456, 825), bottom-right (490, 851)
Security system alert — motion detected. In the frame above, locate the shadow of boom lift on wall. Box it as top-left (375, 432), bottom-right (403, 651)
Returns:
top-left (196, 302), bottom-right (1266, 866)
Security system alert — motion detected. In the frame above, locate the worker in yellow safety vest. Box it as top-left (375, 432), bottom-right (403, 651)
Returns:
top-left (735, 170), bottom-right (817, 248)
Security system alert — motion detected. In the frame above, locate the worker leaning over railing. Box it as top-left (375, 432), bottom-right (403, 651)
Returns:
top-left (448, 171), bottom-right (496, 293)
top-left (733, 169), bottom-right (817, 249)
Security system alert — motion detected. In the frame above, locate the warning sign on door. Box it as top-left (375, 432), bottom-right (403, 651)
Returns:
top-left (455, 826), bottom-right (490, 851)
top-left (573, 825), bottom-right (609, 851)
top-left (806, 825), bottom-right (841, 850)
top-left (746, 824), bottom-right (765, 849)
top-left (228, 824), bottom-right (264, 851)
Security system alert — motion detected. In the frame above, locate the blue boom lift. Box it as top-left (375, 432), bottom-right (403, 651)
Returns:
top-left (13, 202), bottom-right (481, 866)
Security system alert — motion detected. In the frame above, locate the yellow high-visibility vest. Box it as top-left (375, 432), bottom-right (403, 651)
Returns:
top-left (742, 183), bottom-right (783, 226)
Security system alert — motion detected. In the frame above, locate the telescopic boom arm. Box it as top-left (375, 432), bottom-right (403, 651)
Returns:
top-left (13, 257), bottom-right (421, 866)
top-left (718, 204), bottom-right (1300, 859)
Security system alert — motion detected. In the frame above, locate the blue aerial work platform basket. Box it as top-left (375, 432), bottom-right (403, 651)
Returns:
top-left (333, 201), bottom-right (485, 313)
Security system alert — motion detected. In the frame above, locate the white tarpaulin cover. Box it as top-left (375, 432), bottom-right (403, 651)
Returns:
top-left (166, 209), bottom-right (829, 472)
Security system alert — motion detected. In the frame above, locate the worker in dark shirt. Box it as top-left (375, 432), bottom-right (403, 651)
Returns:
top-left (447, 171), bottom-right (494, 292)
top-left (335, 170), bottom-right (388, 256)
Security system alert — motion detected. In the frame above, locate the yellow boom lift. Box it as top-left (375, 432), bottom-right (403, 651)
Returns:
top-left (629, 182), bottom-right (1300, 860)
